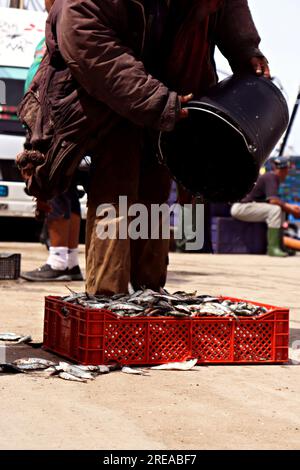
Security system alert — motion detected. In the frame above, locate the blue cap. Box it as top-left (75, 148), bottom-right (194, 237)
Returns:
top-left (272, 156), bottom-right (290, 169)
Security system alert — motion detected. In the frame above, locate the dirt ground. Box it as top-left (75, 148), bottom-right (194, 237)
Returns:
top-left (0, 242), bottom-right (299, 450)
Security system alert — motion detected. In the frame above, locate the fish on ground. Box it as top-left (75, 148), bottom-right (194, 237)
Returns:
top-left (12, 358), bottom-right (56, 371)
top-left (121, 366), bottom-right (149, 376)
top-left (16, 335), bottom-right (32, 344)
top-left (58, 372), bottom-right (87, 383)
top-left (56, 362), bottom-right (95, 380)
top-left (150, 359), bottom-right (198, 371)
top-left (0, 333), bottom-right (23, 341)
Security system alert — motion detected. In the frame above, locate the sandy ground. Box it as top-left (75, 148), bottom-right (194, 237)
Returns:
top-left (0, 242), bottom-right (299, 450)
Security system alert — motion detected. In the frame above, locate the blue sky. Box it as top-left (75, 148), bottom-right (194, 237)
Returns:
top-left (216, 0), bottom-right (300, 155)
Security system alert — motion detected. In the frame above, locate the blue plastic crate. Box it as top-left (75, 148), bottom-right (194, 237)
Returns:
top-left (211, 217), bottom-right (267, 254)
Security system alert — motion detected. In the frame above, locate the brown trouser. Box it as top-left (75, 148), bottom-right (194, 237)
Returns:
top-left (86, 121), bottom-right (171, 295)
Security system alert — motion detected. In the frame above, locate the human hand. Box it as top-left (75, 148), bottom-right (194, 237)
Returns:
top-left (250, 56), bottom-right (271, 78)
top-left (291, 205), bottom-right (300, 219)
top-left (35, 199), bottom-right (52, 221)
top-left (286, 203), bottom-right (300, 218)
top-left (178, 93), bottom-right (193, 119)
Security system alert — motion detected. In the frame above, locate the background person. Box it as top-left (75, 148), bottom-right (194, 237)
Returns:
top-left (21, 0), bottom-right (83, 282)
top-left (231, 157), bottom-right (300, 257)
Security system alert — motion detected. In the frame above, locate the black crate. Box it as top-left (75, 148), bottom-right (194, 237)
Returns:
top-left (0, 253), bottom-right (21, 280)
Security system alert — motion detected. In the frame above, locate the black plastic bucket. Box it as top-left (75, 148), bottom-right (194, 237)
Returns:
top-left (158, 74), bottom-right (289, 202)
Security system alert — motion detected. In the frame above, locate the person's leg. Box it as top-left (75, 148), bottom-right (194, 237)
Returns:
top-left (86, 121), bottom-right (141, 295)
top-left (46, 218), bottom-right (69, 270)
top-left (130, 207), bottom-right (171, 290)
top-left (66, 212), bottom-right (84, 280)
top-left (86, 204), bottom-right (132, 294)
top-left (67, 212), bottom-right (81, 267)
top-left (68, 213), bottom-right (81, 249)
top-left (66, 185), bottom-right (84, 278)
top-left (48, 218), bottom-right (69, 248)
top-left (262, 205), bottom-right (288, 257)
top-left (231, 202), bottom-right (281, 226)
top-left (21, 195), bottom-right (72, 281)
top-left (231, 202), bottom-right (287, 257)
top-left (130, 147), bottom-right (172, 290)
top-left (46, 193), bottom-right (74, 270)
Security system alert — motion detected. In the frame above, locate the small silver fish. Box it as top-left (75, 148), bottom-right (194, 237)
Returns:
top-left (153, 294), bottom-right (182, 302)
top-left (200, 302), bottom-right (232, 314)
top-left (98, 365), bottom-right (111, 374)
top-left (201, 297), bottom-right (221, 304)
top-left (0, 333), bottom-right (22, 341)
top-left (62, 293), bottom-right (85, 302)
top-left (76, 364), bottom-right (110, 374)
top-left (57, 362), bottom-right (95, 380)
top-left (167, 311), bottom-right (190, 318)
top-left (76, 365), bottom-right (101, 372)
top-left (109, 303), bottom-right (144, 312)
top-left (127, 289), bottom-right (144, 300)
top-left (13, 358), bottom-right (55, 370)
top-left (77, 299), bottom-right (97, 308)
top-left (132, 289), bottom-right (158, 304)
top-left (121, 366), bottom-right (149, 376)
top-left (173, 290), bottom-right (198, 297)
top-left (58, 372), bottom-right (87, 383)
top-left (151, 359), bottom-right (198, 370)
top-left (83, 302), bottom-right (109, 309)
top-left (173, 304), bottom-right (192, 314)
top-left (143, 308), bottom-right (161, 316)
top-left (41, 366), bottom-right (58, 376)
top-left (16, 335), bottom-right (32, 344)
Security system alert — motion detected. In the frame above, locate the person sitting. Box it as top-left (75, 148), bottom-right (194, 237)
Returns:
top-left (231, 157), bottom-right (300, 257)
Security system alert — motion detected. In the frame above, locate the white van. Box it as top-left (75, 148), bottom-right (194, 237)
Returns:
top-left (0, 65), bottom-right (35, 217)
top-left (0, 7), bottom-right (87, 219)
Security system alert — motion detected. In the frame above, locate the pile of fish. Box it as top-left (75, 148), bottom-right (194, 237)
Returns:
top-left (0, 358), bottom-right (117, 383)
top-left (62, 288), bottom-right (268, 319)
top-left (0, 357), bottom-right (199, 382)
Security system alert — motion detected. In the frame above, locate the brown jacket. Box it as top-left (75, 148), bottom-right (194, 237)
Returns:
top-left (17, 0), bottom-right (264, 200)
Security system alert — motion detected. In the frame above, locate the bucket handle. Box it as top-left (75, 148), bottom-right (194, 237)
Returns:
top-left (186, 104), bottom-right (257, 154)
top-left (157, 104), bottom-right (257, 164)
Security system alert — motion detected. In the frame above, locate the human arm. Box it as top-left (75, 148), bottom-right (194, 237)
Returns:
top-left (215, 0), bottom-right (270, 77)
top-left (56, 0), bottom-right (179, 131)
top-left (269, 198), bottom-right (300, 218)
top-left (261, 173), bottom-right (300, 217)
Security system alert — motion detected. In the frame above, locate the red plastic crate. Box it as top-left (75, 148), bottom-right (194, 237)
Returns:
top-left (43, 296), bottom-right (289, 365)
